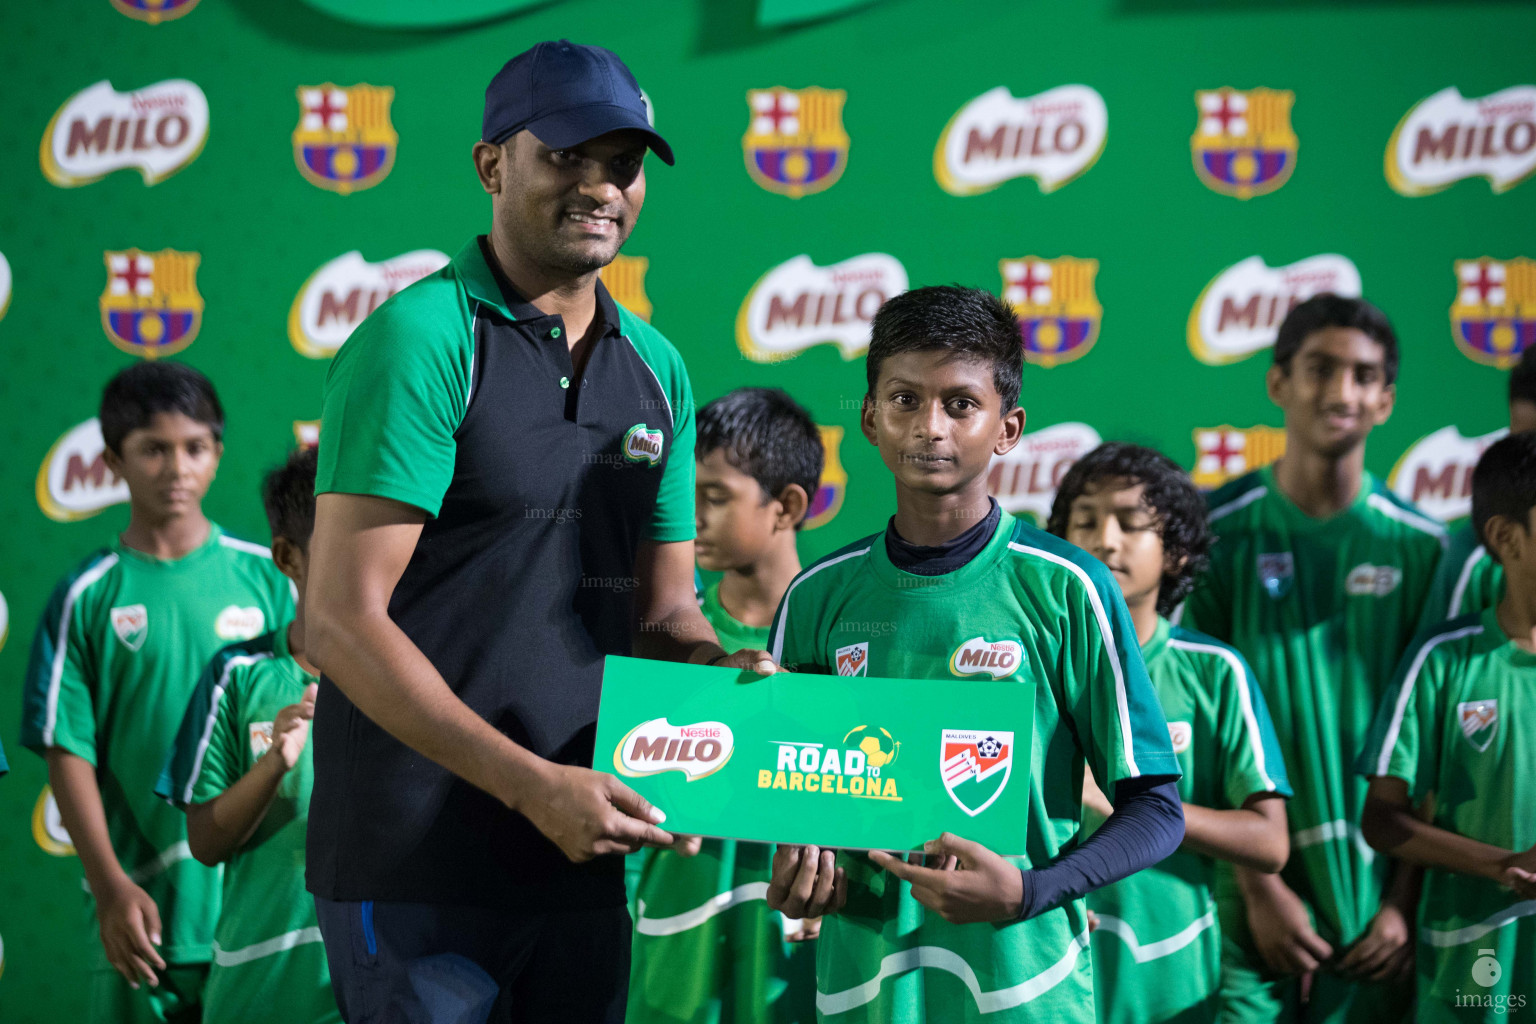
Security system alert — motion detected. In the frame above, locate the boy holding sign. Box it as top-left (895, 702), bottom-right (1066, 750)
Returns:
top-left (764, 286), bottom-right (1185, 1023)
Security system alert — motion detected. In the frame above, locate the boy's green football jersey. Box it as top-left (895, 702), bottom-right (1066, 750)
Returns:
top-left (158, 625), bottom-right (338, 1024)
top-left (630, 584), bottom-right (816, 1024)
top-left (1417, 522), bottom-right (1502, 632)
top-left (1087, 618), bottom-right (1291, 1024)
top-left (21, 526), bottom-right (295, 966)
top-left (768, 511), bottom-right (1180, 1024)
top-left (1358, 607), bottom-right (1536, 1024)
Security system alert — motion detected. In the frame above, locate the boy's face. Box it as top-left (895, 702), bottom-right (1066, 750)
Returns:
top-left (861, 350), bottom-right (1024, 497)
top-left (1064, 477), bottom-right (1168, 612)
top-left (1267, 327), bottom-right (1395, 459)
top-left (105, 411), bottom-right (222, 519)
top-left (694, 449), bottom-right (797, 572)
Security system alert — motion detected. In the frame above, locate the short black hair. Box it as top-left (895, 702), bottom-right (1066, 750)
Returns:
top-left (1047, 442), bottom-right (1212, 616)
top-left (1472, 431), bottom-right (1536, 564)
top-left (99, 361), bottom-right (224, 455)
top-left (696, 388), bottom-right (824, 528)
top-left (1272, 294), bottom-right (1400, 386)
top-left (1510, 345), bottom-right (1536, 407)
top-left (262, 445), bottom-right (319, 550)
top-left (866, 286), bottom-right (1023, 412)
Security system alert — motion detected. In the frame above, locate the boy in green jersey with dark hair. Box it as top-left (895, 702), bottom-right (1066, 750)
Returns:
top-left (1049, 442), bottom-right (1293, 1024)
top-left (1416, 345), bottom-right (1536, 632)
top-left (158, 444), bottom-right (339, 1024)
top-left (629, 386), bottom-right (824, 1024)
top-left (1359, 431), bottom-right (1536, 1023)
top-left (1179, 294), bottom-right (1445, 1023)
top-left (21, 362), bottom-right (295, 1024)
top-left (764, 286), bottom-right (1185, 1023)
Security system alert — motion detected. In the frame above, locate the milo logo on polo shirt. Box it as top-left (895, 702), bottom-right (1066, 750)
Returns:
top-left (623, 424), bottom-right (665, 466)
top-left (949, 637), bottom-right (1024, 679)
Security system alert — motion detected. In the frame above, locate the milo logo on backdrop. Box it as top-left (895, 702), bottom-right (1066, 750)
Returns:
top-left (1387, 85), bottom-right (1536, 196)
top-left (736, 253), bottom-right (908, 364)
top-left (41, 79), bottom-right (209, 187)
top-left (1187, 254), bottom-right (1362, 366)
top-left (986, 421), bottom-right (1102, 525)
top-left (289, 249), bottom-right (448, 358)
top-left (615, 719), bottom-right (734, 781)
top-left (36, 418), bottom-right (129, 523)
top-left (1389, 425), bottom-right (1506, 522)
top-left (935, 84), bottom-right (1107, 195)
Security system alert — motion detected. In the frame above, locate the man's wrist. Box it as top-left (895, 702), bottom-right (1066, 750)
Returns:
top-left (1014, 868), bottom-right (1035, 921)
top-left (497, 745), bottom-right (554, 814)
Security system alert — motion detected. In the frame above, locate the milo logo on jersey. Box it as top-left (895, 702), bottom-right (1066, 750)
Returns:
top-left (987, 421), bottom-right (1101, 525)
top-left (32, 786), bottom-right (76, 857)
top-left (216, 606), bottom-right (266, 641)
top-left (736, 253), bottom-right (908, 363)
top-left (1387, 86), bottom-right (1536, 196)
top-left (1346, 564), bottom-right (1403, 597)
top-left (41, 79), bottom-right (209, 188)
top-left (758, 725), bottom-right (902, 800)
top-left (935, 84), bottom-right (1107, 196)
top-left (614, 719), bottom-right (734, 781)
top-left (940, 729), bottom-right (1014, 816)
top-left (288, 249), bottom-right (449, 358)
top-left (100, 248), bottom-right (203, 358)
top-left (294, 420), bottom-right (321, 449)
top-left (1191, 88), bottom-right (1297, 199)
top-left (36, 418), bottom-right (129, 522)
top-left (0, 250), bottom-right (11, 326)
top-left (1188, 254), bottom-right (1362, 365)
top-left (743, 87), bottom-right (849, 198)
top-left (1389, 425), bottom-right (1506, 522)
top-left (293, 84), bottom-right (397, 194)
top-left (1191, 425), bottom-right (1285, 490)
top-left (599, 253), bottom-right (652, 321)
top-left (1001, 256), bottom-right (1102, 366)
top-left (624, 424), bottom-right (665, 466)
top-left (1167, 721), bottom-right (1193, 754)
top-left (111, 0), bottom-right (200, 24)
top-left (949, 637), bottom-right (1024, 680)
top-left (805, 425), bottom-right (847, 530)
top-left (1450, 258), bottom-right (1536, 369)
top-left (1458, 700), bottom-right (1498, 753)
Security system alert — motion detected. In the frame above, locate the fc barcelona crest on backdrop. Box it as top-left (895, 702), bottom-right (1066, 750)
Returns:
top-left (743, 87), bottom-right (849, 198)
top-left (805, 425), bottom-right (847, 530)
top-left (1000, 256), bottom-right (1102, 367)
top-left (1191, 426), bottom-right (1285, 490)
top-left (293, 84), bottom-right (397, 195)
top-left (100, 249), bottom-right (203, 358)
top-left (599, 254), bottom-right (652, 322)
top-left (1191, 88), bottom-right (1298, 199)
top-left (110, 0), bottom-right (200, 24)
top-left (1450, 258), bottom-right (1536, 369)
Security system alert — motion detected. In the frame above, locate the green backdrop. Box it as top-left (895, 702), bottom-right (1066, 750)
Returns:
top-left (2, 0), bottom-right (1532, 1018)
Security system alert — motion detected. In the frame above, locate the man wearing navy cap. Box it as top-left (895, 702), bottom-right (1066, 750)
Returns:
top-left (304, 41), bottom-right (775, 1022)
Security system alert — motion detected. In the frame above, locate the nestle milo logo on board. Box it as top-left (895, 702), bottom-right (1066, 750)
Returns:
top-left (624, 424), bottom-right (664, 466)
top-left (615, 718), bottom-right (733, 781)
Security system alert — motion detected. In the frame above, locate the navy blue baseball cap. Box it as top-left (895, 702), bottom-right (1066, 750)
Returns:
top-left (482, 40), bottom-right (674, 165)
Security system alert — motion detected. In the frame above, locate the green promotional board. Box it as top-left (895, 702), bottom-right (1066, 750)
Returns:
top-left (596, 657), bottom-right (1034, 853)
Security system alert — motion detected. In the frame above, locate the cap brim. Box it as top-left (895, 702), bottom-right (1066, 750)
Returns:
top-left (524, 105), bottom-right (674, 165)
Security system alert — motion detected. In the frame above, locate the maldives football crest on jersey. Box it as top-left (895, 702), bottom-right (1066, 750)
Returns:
top-left (940, 730), bottom-right (1014, 817)
top-left (1449, 258), bottom-right (1536, 369)
top-left (293, 84), bottom-right (397, 195)
top-left (1389, 425), bottom-right (1506, 523)
top-left (1188, 254), bottom-right (1361, 365)
top-left (599, 254), bottom-right (652, 321)
top-left (41, 79), bottom-right (210, 188)
top-left (805, 425), bottom-right (847, 530)
top-left (1458, 700), bottom-right (1498, 753)
top-left (835, 642), bottom-right (868, 677)
top-left (1000, 256), bottom-right (1101, 367)
top-left (110, 0), bottom-right (200, 23)
top-left (1387, 86), bottom-right (1536, 196)
top-left (110, 605), bottom-right (148, 651)
top-left (1258, 553), bottom-right (1294, 600)
top-left (935, 84), bottom-right (1107, 196)
top-left (1191, 426), bottom-right (1286, 490)
top-left (743, 87), bottom-right (849, 198)
top-left (100, 248), bottom-right (203, 358)
top-left (1191, 88), bottom-right (1298, 199)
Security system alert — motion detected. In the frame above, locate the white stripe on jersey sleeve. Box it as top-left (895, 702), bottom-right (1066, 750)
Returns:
top-left (1371, 622), bottom-right (1484, 777)
top-left (43, 553), bottom-right (120, 747)
top-left (218, 535), bottom-right (275, 559)
top-left (1209, 486), bottom-right (1267, 522)
top-left (1009, 542), bottom-right (1140, 777)
top-left (1448, 545), bottom-right (1488, 619)
top-left (182, 653), bottom-right (273, 804)
top-left (1168, 637), bottom-right (1277, 792)
top-left (1366, 493), bottom-right (1448, 547)
top-left (768, 547), bottom-right (871, 665)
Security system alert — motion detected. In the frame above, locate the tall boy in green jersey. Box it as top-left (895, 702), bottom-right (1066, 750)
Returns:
top-left (630, 388), bottom-right (824, 1024)
top-left (1415, 346), bottom-right (1536, 632)
top-left (763, 286), bottom-right (1186, 1024)
top-left (1049, 443), bottom-right (1293, 1024)
top-left (158, 445), bottom-right (339, 1024)
top-left (1179, 296), bottom-right (1445, 1023)
top-left (20, 362), bottom-right (295, 1024)
top-left (1359, 432), bottom-right (1536, 1023)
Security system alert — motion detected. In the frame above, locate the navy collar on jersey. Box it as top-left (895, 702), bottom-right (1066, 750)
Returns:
top-left (885, 498), bottom-right (1001, 576)
top-left (459, 235), bottom-right (622, 340)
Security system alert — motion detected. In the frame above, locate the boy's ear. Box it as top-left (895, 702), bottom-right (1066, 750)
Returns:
top-left (993, 405), bottom-right (1027, 457)
top-left (860, 394), bottom-right (879, 446)
top-left (774, 483), bottom-right (810, 531)
top-left (102, 446), bottom-right (124, 475)
top-left (270, 536), bottom-right (306, 582)
top-left (1264, 364), bottom-right (1288, 408)
top-left (1370, 382), bottom-right (1397, 428)
top-left (1483, 515), bottom-right (1524, 567)
top-left (1164, 550), bottom-right (1189, 577)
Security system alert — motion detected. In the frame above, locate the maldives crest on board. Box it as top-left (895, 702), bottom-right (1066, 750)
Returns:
top-left (940, 730), bottom-right (1014, 817)
top-left (100, 249), bottom-right (203, 358)
top-left (1387, 86), bottom-right (1536, 196)
top-left (599, 254), bottom-right (652, 321)
top-left (1191, 426), bottom-right (1286, 490)
top-left (1000, 256), bottom-right (1101, 367)
top-left (805, 425), bottom-right (847, 531)
top-left (1188, 255), bottom-right (1361, 366)
top-left (293, 84), bottom-right (397, 194)
top-left (41, 79), bottom-right (209, 187)
top-left (1449, 258), bottom-right (1536, 369)
top-left (1191, 88), bottom-right (1298, 199)
top-left (935, 85), bottom-right (1107, 195)
top-left (743, 87), bottom-right (849, 198)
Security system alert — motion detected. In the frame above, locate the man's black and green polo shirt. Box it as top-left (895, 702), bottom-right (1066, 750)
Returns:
top-left (309, 236), bottom-right (695, 910)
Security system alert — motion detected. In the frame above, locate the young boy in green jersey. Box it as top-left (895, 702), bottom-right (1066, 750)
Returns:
top-left (1048, 442), bottom-right (1293, 1024)
top-left (157, 445), bottom-right (338, 1024)
top-left (1178, 295), bottom-right (1445, 1023)
top-left (764, 286), bottom-right (1185, 1023)
top-left (1359, 431), bottom-right (1536, 1023)
top-left (21, 362), bottom-right (295, 1024)
top-left (629, 387), bottom-right (824, 1024)
top-left (1416, 345), bottom-right (1536, 631)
